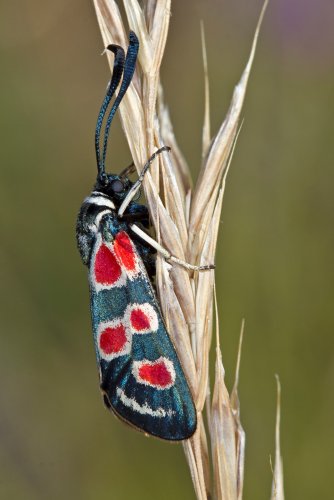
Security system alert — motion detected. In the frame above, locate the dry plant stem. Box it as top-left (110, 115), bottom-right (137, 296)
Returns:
top-left (271, 376), bottom-right (285, 500)
top-left (200, 21), bottom-right (211, 159)
top-left (230, 319), bottom-right (246, 500)
top-left (93, 1), bottom-right (270, 499)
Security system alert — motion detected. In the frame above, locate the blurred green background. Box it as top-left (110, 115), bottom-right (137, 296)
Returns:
top-left (1, 1), bottom-right (333, 499)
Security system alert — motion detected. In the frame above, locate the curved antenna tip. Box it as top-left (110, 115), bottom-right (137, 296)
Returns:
top-left (107, 44), bottom-right (122, 54)
top-left (129, 31), bottom-right (139, 45)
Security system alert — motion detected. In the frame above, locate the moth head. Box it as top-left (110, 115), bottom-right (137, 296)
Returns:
top-left (94, 173), bottom-right (134, 203)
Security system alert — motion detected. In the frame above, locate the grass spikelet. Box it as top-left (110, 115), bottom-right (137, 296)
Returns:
top-left (93, 1), bottom-right (276, 499)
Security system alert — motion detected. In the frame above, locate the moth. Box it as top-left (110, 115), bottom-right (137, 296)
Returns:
top-left (76, 31), bottom-right (213, 440)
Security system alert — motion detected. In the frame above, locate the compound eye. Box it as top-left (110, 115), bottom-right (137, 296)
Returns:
top-left (110, 179), bottom-right (124, 193)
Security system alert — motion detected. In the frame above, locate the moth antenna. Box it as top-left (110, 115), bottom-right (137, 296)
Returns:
top-left (95, 45), bottom-right (125, 178)
top-left (101, 31), bottom-right (139, 172)
top-left (119, 162), bottom-right (136, 179)
top-left (118, 146), bottom-right (171, 217)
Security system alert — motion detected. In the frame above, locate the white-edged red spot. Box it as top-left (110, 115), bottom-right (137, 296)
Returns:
top-left (131, 309), bottom-right (150, 330)
top-left (132, 357), bottom-right (176, 390)
top-left (95, 244), bottom-right (121, 283)
top-left (97, 319), bottom-right (131, 360)
top-left (113, 231), bottom-right (139, 278)
top-left (126, 303), bottom-right (159, 334)
top-left (91, 235), bottom-right (126, 291)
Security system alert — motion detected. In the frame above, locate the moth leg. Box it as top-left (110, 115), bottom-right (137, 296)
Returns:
top-left (118, 146), bottom-right (171, 217)
top-left (103, 203), bottom-right (155, 276)
top-left (122, 215), bottom-right (156, 277)
top-left (123, 202), bottom-right (150, 227)
top-left (137, 247), bottom-right (156, 279)
top-left (119, 161), bottom-right (136, 178)
top-left (130, 224), bottom-right (215, 272)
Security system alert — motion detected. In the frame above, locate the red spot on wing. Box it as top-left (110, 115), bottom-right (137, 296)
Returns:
top-left (99, 325), bottom-right (127, 354)
top-left (131, 309), bottom-right (150, 331)
top-left (95, 244), bottom-right (122, 285)
top-left (138, 360), bottom-right (173, 388)
top-left (114, 232), bottom-right (136, 271)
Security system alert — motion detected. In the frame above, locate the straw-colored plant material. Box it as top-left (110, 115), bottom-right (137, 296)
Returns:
top-left (271, 376), bottom-right (285, 500)
top-left (93, 1), bottom-right (273, 499)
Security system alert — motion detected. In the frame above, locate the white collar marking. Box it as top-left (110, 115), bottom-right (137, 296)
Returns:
top-left (88, 209), bottom-right (112, 233)
top-left (85, 196), bottom-right (115, 210)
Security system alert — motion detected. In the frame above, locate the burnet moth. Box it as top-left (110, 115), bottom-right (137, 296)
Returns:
top-left (76, 32), bottom-right (213, 440)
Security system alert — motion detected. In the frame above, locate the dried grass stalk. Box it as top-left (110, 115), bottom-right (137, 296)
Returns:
top-left (271, 376), bottom-right (285, 500)
top-left (93, 1), bottom-right (275, 499)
